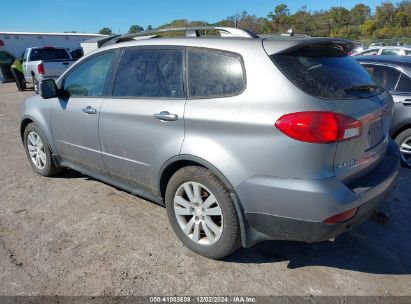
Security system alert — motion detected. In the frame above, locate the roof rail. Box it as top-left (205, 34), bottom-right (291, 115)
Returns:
top-left (101, 26), bottom-right (259, 47)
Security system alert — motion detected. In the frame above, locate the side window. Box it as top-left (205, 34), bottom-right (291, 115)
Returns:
top-left (70, 48), bottom-right (84, 60)
top-left (113, 48), bottom-right (184, 98)
top-left (381, 49), bottom-right (401, 56)
top-left (63, 52), bottom-right (113, 97)
top-left (7, 53), bottom-right (14, 63)
top-left (395, 73), bottom-right (411, 93)
top-left (0, 51), bottom-right (13, 64)
top-left (361, 49), bottom-right (379, 56)
top-left (364, 65), bottom-right (401, 91)
top-left (0, 51), bottom-right (7, 63)
top-left (364, 66), bottom-right (375, 75)
top-left (188, 50), bottom-right (245, 98)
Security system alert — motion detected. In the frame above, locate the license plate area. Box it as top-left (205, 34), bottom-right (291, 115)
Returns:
top-left (367, 119), bottom-right (383, 149)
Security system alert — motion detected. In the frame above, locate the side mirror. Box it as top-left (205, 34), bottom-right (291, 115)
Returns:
top-left (40, 79), bottom-right (58, 99)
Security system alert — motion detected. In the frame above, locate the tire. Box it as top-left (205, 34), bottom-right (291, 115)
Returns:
top-left (23, 123), bottom-right (62, 176)
top-left (21, 77), bottom-right (27, 90)
top-left (32, 76), bottom-right (39, 94)
top-left (165, 166), bottom-right (241, 259)
top-left (0, 69), bottom-right (4, 84)
top-left (394, 128), bottom-right (411, 168)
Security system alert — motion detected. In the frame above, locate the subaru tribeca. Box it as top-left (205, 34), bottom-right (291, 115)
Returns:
top-left (20, 27), bottom-right (400, 259)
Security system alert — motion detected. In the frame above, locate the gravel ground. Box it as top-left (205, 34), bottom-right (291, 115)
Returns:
top-left (0, 82), bottom-right (410, 296)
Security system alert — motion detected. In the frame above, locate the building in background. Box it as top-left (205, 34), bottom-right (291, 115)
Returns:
top-left (0, 32), bottom-right (104, 57)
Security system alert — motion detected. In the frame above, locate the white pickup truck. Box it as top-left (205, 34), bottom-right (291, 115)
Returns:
top-left (22, 47), bottom-right (75, 93)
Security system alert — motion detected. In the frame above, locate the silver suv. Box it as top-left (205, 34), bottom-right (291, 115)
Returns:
top-left (20, 27), bottom-right (400, 259)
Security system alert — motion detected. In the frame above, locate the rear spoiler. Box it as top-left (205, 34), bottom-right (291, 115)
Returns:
top-left (263, 38), bottom-right (355, 56)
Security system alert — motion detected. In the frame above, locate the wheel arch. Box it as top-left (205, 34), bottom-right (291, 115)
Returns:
top-left (158, 155), bottom-right (235, 199)
top-left (158, 155), bottom-right (251, 248)
top-left (391, 121), bottom-right (411, 140)
top-left (20, 117), bottom-right (34, 141)
top-left (20, 114), bottom-right (58, 156)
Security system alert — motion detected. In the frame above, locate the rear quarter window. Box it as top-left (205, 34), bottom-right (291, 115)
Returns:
top-left (361, 49), bottom-right (379, 56)
top-left (270, 46), bottom-right (384, 99)
top-left (363, 64), bottom-right (401, 92)
top-left (188, 49), bottom-right (245, 98)
top-left (381, 49), bottom-right (402, 56)
top-left (396, 73), bottom-right (411, 92)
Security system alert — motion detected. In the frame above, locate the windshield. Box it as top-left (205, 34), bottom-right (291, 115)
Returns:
top-left (270, 46), bottom-right (385, 99)
top-left (30, 48), bottom-right (70, 61)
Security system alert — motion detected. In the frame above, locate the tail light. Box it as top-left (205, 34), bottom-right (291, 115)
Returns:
top-left (275, 111), bottom-right (362, 144)
top-left (37, 63), bottom-right (45, 75)
top-left (324, 207), bottom-right (358, 224)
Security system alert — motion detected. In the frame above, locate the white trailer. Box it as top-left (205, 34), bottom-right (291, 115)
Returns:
top-left (0, 32), bottom-right (104, 58)
top-left (80, 36), bottom-right (116, 55)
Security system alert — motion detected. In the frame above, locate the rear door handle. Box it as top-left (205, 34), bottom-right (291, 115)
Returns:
top-left (153, 111), bottom-right (178, 121)
top-left (82, 106), bottom-right (97, 114)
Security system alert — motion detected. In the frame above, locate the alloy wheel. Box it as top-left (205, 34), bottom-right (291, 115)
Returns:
top-left (27, 131), bottom-right (47, 170)
top-left (400, 136), bottom-right (411, 167)
top-left (174, 181), bottom-right (223, 245)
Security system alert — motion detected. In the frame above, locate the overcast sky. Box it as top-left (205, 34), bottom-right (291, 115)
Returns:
top-left (0, 0), bottom-right (384, 34)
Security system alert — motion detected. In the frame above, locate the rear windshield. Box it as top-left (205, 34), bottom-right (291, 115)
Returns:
top-left (29, 48), bottom-right (70, 61)
top-left (270, 46), bottom-right (384, 99)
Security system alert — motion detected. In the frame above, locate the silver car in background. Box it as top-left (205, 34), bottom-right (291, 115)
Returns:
top-left (20, 27), bottom-right (400, 259)
top-left (356, 55), bottom-right (411, 168)
top-left (22, 47), bottom-right (74, 93)
top-left (352, 45), bottom-right (411, 56)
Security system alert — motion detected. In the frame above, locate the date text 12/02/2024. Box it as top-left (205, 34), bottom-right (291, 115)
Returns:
top-left (149, 296), bottom-right (257, 303)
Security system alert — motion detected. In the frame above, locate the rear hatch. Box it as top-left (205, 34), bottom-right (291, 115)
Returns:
top-left (264, 39), bottom-right (392, 184)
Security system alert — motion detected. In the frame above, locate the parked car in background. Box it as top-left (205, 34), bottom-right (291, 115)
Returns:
top-left (22, 47), bottom-right (74, 93)
top-left (370, 41), bottom-right (385, 47)
top-left (69, 47), bottom-right (84, 60)
top-left (0, 49), bottom-right (15, 83)
top-left (20, 27), bottom-right (399, 259)
top-left (352, 47), bottom-right (381, 56)
top-left (350, 43), bottom-right (368, 55)
top-left (356, 55), bottom-right (411, 168)
top-left (352, 46), bottom-right (411, 57)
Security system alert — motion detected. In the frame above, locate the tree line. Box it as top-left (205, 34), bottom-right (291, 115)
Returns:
top-left (98, 1), bottom-right (411, 40)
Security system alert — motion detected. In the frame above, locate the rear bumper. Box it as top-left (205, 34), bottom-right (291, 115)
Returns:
top-left (235, 139), bottom-right (400, 247)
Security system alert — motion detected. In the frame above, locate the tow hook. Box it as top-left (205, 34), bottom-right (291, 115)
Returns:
top-left (371, 210), bottom-right (390, 226)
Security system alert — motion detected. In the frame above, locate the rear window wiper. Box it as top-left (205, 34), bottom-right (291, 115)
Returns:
top-left (343, 84), bottom-right (380, 93)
